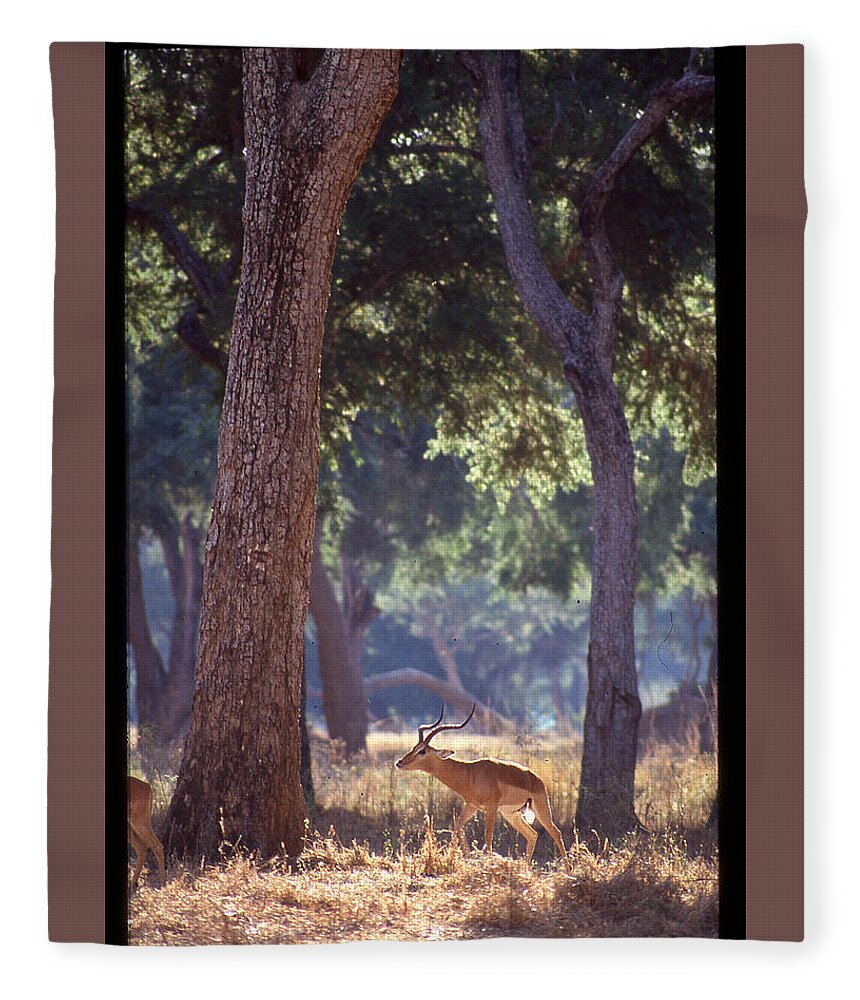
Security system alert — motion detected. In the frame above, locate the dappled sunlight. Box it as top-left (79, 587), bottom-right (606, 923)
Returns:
top-left (130, 735), bottom-right (717, 943)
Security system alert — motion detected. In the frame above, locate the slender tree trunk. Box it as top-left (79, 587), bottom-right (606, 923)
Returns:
top-left (126, 536), bottom-right (166, 732)
top-left (701, 590), bottom-right (718, 755)
top-left (685, 591), bottom-right (705, 685)
top-left (461, 50), bottom-right (713, 844)
top-left (164, 48), bottom-right (400, 860)
top-left (570, 367), bottom-right (641, 840)
top-left (550, 660), bottom-right (576, 738)
top-left (341, 558), bottom-right (380, 690)
top-left (158, 514), bottom-right (204, 742)
top-left (308, 523), bottom-right (370, 753)
top-left (424, 620), bottom-right (467, 689)
top-left (300, 665), bottom-right (316, 809)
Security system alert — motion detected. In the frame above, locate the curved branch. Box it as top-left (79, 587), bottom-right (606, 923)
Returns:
top-left (176, 308), bottom-right (229, 376)
top-left (364, 668), bottom-right (510, 734)
top-left (527, 93), bottom-right (562, 150)
top-left (127, 201), bottom-right (218, 305)
top-left (580, 72), bottom-right (714, 352)
top-left (128, 200), bottom-right (231, 375)
top-left (465, 52), bottom-right (714, 374)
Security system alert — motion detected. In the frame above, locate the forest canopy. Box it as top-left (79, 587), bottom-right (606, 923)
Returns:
top-left (125, 46), bottom-right (716, 745)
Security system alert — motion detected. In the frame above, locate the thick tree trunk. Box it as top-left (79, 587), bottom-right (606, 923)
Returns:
top-left (308, 524), bottom-right (370, 754)
top-left (164, 48), bottom-right (400, 860)
top-left (126, 536), bottom-right (166, 732)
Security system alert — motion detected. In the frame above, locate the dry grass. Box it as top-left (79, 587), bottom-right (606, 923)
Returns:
top-left (128, 729), bottom-right (718, 944)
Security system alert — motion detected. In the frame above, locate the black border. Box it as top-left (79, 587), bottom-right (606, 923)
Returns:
top-left (713, 45), bottom-right (746, 941)
top-left (106, 41), bottom-right (129, 945)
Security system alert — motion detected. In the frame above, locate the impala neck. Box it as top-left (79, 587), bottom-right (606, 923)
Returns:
top-left (424, 755), bottom-right (474, 796)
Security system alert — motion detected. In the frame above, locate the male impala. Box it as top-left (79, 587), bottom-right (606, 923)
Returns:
top-left (128, 776), bottom-right (166, 887)
top-left (396, 705), bottom-right (571, 870)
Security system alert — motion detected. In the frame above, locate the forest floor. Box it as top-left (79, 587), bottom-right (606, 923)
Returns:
top-left (128, 730), bottom-right (719, 944)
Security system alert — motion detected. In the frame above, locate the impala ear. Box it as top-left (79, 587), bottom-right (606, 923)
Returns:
top-left (437, 748), bottom-right (455, 758)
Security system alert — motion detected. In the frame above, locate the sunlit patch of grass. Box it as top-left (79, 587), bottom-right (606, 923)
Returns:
top-left (128, 727), bottom-right (718, 944)
top-left (129, 827), bottom-right (716, 945)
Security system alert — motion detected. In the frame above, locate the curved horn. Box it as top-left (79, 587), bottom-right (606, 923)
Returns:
top-left (417, 705), bottom-right (445, 743)
top-left (424, 703), bottom-right (476, 744)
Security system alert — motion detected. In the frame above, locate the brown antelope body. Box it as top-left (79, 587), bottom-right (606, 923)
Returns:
top-left (396, 705), bottom-right (570, 869)
top-left (127, 776), bottom-right (165, 887)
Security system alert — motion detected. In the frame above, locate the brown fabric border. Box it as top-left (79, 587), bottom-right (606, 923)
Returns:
top-left (745, 43), bottom-right (805, 942)
top-left (48, 42), bottom-right (106, 943)
top-left (44, 40), bottom-right (806, 945)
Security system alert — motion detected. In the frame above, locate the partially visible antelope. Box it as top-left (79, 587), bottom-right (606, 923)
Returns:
top-left (127, 776), bottom-right (166, 888)
top-left (396, 704), bottom-right (571, 870)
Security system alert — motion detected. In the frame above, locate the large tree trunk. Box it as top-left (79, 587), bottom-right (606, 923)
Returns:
top-left (308, 523), bottom-right (371, 754)
top-left (164, 48), bottom-right (400, 860)
top-left (462, 51), bottom-right (713, 844)
top-left (126, 535), bottom-right (166, 732)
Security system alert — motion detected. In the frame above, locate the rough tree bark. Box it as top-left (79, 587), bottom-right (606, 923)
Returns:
top-left (164, 48), bottom-right (400, 860)
top-left (308, 522), bottom-right (374, 754)
top-left (461, 51), bottom-right (713, 843)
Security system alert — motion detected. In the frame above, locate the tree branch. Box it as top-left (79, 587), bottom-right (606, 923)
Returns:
top-left (363, 668), bottom-right (510, 734)
top-left (461, 51), bottom-right (590, 370)
top-left (127, 201), bottom-right (218, 305)
top-left (127, 199), bottom-right (231, 375)
top-left (527, 93), bottom-right (562, 150)
top-left (579, 71), bottom-right (714, 353)
top-left (176, 308), bottom-right (229, 376)
top-left (465, 52), bottom-right (714, 374)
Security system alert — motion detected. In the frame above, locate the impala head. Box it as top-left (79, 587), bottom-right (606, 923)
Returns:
top-left (395, 703), bottom-right (476, 772)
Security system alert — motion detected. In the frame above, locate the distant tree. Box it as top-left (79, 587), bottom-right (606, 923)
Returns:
top-left (308, 518), bottom-right (377, 754)
top-left (164, 48), bottom-right (400, 859)
top-left (125, 344), bottom-right (219, 740)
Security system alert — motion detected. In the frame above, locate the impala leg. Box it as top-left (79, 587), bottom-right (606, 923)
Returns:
top-left (483, 801), bottom-right (499, 854)
top-left (147, 827), bottom-right (166, 884)
top-left (129, 819), bottom-right (166, 886)
top-left (454, 802), bottom-right (478, 852)
top-left (532, 788), bottom-right (571, 870)
top-left (128, 823), bottom-right (147, 887)
top-left (501, 808), bottom-right (539, 864)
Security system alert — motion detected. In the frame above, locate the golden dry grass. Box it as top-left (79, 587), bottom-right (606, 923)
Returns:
top-left (128, 729), bottom-right (718, 944)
